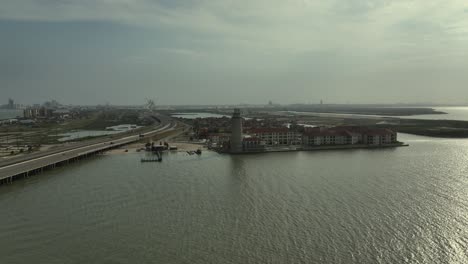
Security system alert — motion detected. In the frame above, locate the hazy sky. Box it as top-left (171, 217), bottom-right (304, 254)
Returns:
top-left (1, 0), bottom-right (468, 105)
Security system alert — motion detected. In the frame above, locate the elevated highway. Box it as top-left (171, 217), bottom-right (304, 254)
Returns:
top-left (0, 117), bottom-right (180, 184)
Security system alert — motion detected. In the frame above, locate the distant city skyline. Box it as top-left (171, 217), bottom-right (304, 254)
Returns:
top-left (2, 98), bottom-right (468, 108)
top-left (1, 1), bottom-right (468, 105)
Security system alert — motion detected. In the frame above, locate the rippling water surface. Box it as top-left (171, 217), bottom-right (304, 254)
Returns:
top-left (0, 134), bottom-right (467, 263)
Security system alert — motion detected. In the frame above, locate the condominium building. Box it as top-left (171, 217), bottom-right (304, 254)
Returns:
top-left (248, 128), bottom-right (302, 146)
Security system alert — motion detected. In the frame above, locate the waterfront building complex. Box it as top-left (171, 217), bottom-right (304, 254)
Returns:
top-left (215, 109), bottom-right (400, 153)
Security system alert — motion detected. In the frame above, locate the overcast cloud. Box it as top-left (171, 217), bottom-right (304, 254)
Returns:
top-left (1, 0), bottom-right (468, 105)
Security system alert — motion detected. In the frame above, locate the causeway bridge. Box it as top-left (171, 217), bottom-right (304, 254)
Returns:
top-left (0, 119), bottom-right (179, 185)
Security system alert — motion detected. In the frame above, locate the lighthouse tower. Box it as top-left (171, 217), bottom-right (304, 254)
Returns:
top-left (230, 108), bottom-right (243, 153)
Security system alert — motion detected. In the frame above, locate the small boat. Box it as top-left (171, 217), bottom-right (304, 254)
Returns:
top-left (169, 146), bottom-right (178, 151)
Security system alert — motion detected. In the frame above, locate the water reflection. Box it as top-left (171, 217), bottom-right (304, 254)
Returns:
top-left (229, 155), bottom-right (247, 179)
top-left (0, 135), bottom-right (467, 263)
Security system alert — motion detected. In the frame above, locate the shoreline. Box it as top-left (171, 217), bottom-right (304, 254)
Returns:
top-left (222, 143), bottom-right (408, 155)
top-left (104, 141), bottom-right (204, 155)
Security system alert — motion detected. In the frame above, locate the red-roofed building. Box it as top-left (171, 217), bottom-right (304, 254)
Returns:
top-left (303, 128), bottom-right (355, 146)
top-left (242, 137), bottom-right (266, 151)
top-left (208, 133), bottom-right (231, 145)
top-left (248, 127), bottom-right (302, 146)
top-left (362, 128), bottom-right (397, 145)
top-left (302, 127), bottom-right (397, 146)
